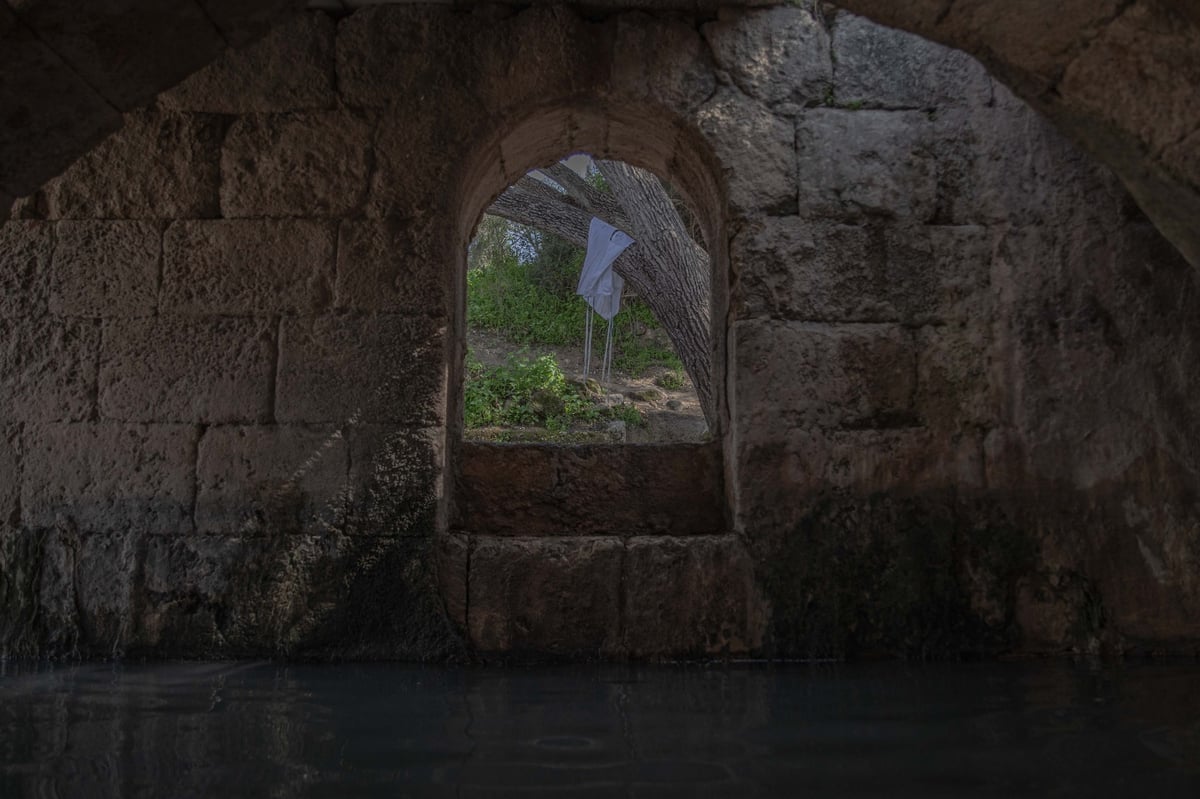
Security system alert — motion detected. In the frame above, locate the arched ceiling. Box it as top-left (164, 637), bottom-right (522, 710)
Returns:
top-left (2, 0), bottom-right (1197, 269)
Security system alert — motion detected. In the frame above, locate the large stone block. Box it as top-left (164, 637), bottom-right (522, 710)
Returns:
top-left (797, 108), bottom-right (937, 221)
top-left (99, 317), bottom-right (275, 424)
top-left (75, 531), bottom-right (139, 650)
top-left (9, 0), bottom-right (224, 111)
top-left (220, 111), bottom-right (373, 218)
top-left (613, 13), bottom-right (715, 113)
top-left (455, 443), bottom-right (726, 536)
top-left (21, 423), bottom-right (196, 533)
top-left (195, 425), bottom-right (348, 535)
top-left (0, 425), bottom-right (18, 526)
top-left (335, 4), bottom-right (472, 108)
top-left (43, 111), bottom-right (224, 219)
top-left (468, 536), bottom-right (622, 656)
top-left (915, 321), bottom-right (997, 431)
top-left (623, 535), bottom-right (765, 657)
top-left (0, 525), bottom-right (79, 656)
top-left (733, 218), bottom-right (879, 321)
top-left (831, 11), bottom-right (992, 109)
top-left (276, 315), bottom-right (445, 425)
top-left (162, 12), bottom-right (335, 113)
top-left (0, 221), bottom-right (51, 318)
top-left (692, 88), bottom-right (796, 216)
top-left (733, 428), bottom-right (984, 536)
top-left (0, 9), bottom-right (122, 197)
top-left (335, 218), bottom-right (449, 317)
top-left (161, 220), bottom-right (335, 315)
top-left (199, 0), bottom-right (305, 48)
top-left (933, 87), bottom-right (1124, 227)
top-left (703, 7), bottom-right (832, 109)
top-left (0, 317), bottom-right (98, 423)
top-left (733, 319), bottom-right (916, 435)
top-left (346, 425), bottom-right (441, 536)
top-left (49, 221), bottom-right (160, 317)
top-left (472, 6), bottom-right (615, 117)
top-left (365, 95), bottom-right (478, 220)
top-left (435, 532), bottom-right (468, 631)
top-left (1058, 2), bottom-right (1199, 169)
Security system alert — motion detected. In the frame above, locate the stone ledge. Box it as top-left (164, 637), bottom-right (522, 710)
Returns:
top-left (454, 442), bottom-right (726, 536)
top-left (460, 533), bottom-right (763, 659)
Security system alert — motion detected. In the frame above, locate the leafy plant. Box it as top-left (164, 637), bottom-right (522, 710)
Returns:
top-left (655, 370), bottom-right (686, 390)
top-left (466, 240), bottom-right (682, 376)
top-left (463, 352), bottom-right (597, 431)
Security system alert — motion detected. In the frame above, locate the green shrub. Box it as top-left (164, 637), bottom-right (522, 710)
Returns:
top-left (655, 369), bottom-right (686, 390)
top-left (464, 352), bottom-right (597, 431)
top-left (467, 248), bottom-right (682, 377)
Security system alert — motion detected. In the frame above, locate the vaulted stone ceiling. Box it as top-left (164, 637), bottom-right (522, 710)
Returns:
top-left (2, 0), bottom-right (1197, 269)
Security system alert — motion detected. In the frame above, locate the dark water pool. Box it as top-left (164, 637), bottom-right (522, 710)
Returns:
top-left (1, 660), bottom-right (1199, 797)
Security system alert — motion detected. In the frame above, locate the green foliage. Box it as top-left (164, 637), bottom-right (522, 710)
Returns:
top-left (655, 369), bottom-right (686, 390)
top-left (466, 231), bottom-right (682, 377)
top-left (608, 402), bottom-right (645, 428)
top-left (464, 352), bottom-right (598, 431)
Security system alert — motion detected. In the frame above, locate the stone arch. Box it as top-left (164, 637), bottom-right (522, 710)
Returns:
top-left (448, 100), bottom-right (733, 445)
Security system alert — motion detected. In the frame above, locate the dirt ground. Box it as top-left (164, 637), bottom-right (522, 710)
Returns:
top-left (466, 329), bottom-right (708, 443)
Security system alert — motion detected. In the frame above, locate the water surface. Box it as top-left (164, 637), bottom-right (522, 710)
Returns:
top-left (2, 661), bottom-right (1199, 797)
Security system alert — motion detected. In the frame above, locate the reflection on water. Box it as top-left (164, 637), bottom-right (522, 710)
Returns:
top-left (2, 661), bottom-right (1199, 797)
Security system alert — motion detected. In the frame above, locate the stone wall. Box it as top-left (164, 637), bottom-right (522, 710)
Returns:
top-left (2, 4), bottom-right (1197, 660)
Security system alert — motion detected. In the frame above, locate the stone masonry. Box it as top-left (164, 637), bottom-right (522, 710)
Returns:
top-left (2, 4), bottom-right (1199, 660)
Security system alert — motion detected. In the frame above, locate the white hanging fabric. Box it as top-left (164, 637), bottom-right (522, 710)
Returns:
top-left (576, 217), bottom-right (634, 382)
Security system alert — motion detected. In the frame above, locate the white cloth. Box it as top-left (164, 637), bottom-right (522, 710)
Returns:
top-left (576, 218), bottom-right (633, 321)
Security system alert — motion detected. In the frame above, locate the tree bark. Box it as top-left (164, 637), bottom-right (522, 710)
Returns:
top-left (487, 162), bottom-right (715, 425)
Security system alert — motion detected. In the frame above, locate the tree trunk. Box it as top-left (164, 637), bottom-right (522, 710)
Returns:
top-left (488, 162), bottom-right (715, 425)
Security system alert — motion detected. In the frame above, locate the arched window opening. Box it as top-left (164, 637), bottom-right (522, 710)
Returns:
top-left (462, 153), bottom-right (713, 445)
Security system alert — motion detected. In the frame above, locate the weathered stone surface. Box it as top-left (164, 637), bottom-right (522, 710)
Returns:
top-left (0, 425), bottom-right (18, 526)
top-left (0, 8), bottom-right (122, 197)
top-left (735, 219), bottom-right (992, 322)
top-left (0, 317), bottom-right (98, 422)
top-left (195, 425), bottom-right (347, 535)
top-left (797, 108), bottom-right (937, 220)
top-left (336, 5), bottom-right (480, 108)
top-left (0, 221), bottom-right (51, 318)
top-left (624, 535), bottom-right (765, 657)
top-left (472, 6), bottom-right (614, 117)
top-left (365, 95), bottom-right (478, 220)
top-left (335, 218), bottom-right (449, 316)
top-left (137, 531), bottom-right (463, 659)
top-left (0, 525), bottom-right (79, 656)
top-left (161, 220), bottom-right (335, 315)
top-left (276, 315), bottom-right (444, 425)
top-left (220, 111), bottom-right (373, 218)
top-left (703, 6), bottom-right (832, 108)
top-left (933, 87), bottom-right (1126, 227)
top-left (836, 0), bottom-right (1200, 268)
top-left (734, 320), bottom-right (917, 434)
top-left (455, 443), bottom-right (726, 536)
top-left (831, 11), bottom-right (992, 109)
top-left (21, 423), bottom-right (195, 533)
top-left (347, 425), bottom-right (441, 537)
top-left (468, 536), bottom-right (622, 656)
top-left (75, 531), bottom-right (139, 649)
top-left (49, 221), bottom-right (160, 317)
top-left (915, 321), bottom-right (996, 431)
top-left (435, 532), bottom-right (468, 631)
top-left (99, 317), bottom-right (275, 424)
top-left (43, 111), bottom-right (223, 219)
top-left (692, 88), bottom-right (796, 215)
top-left (9, 0), bottom-right (224, 111)
top-left (613, 13), bottom-right (715, 113)
top-left (163, 12), bottom-right (332, 113)
top-left (200, 0), bottom-right (305, 47)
